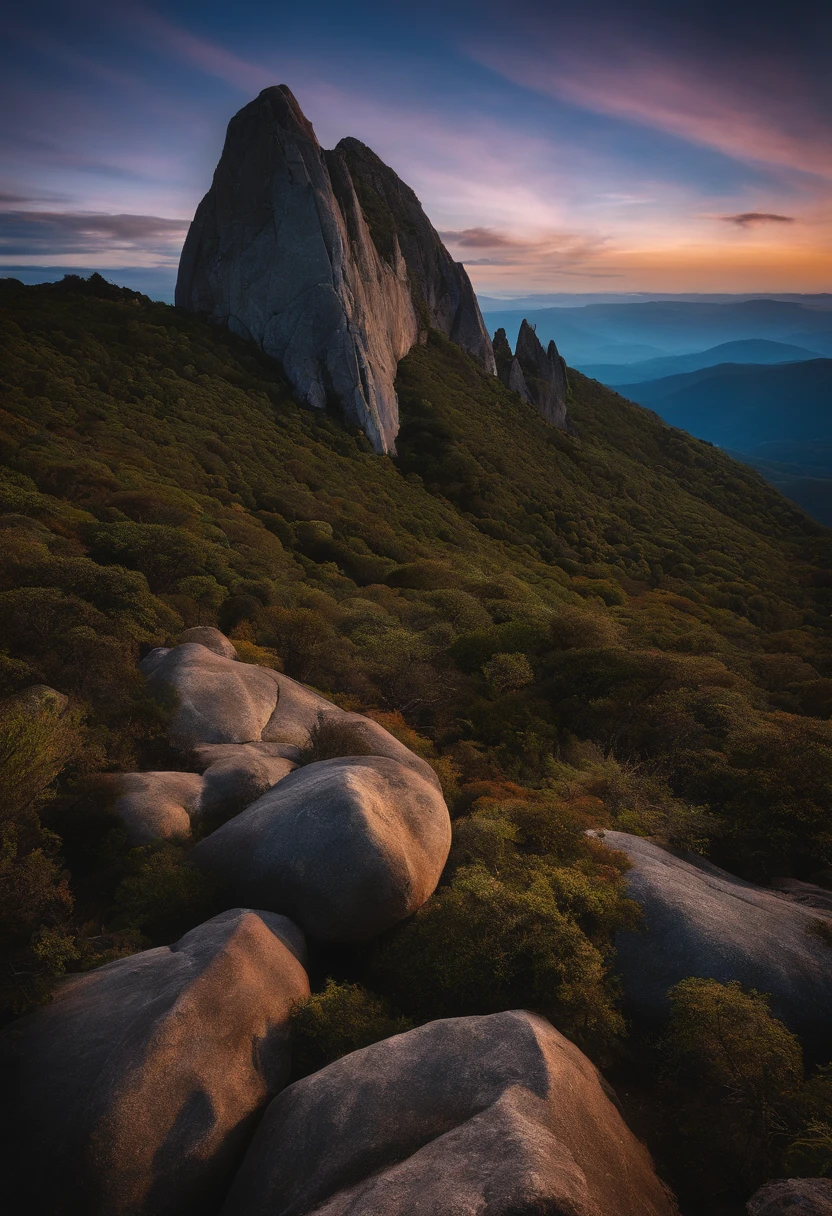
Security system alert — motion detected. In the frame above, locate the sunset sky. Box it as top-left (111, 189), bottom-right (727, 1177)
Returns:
top-left (2, 0), bottom-right (830, 298)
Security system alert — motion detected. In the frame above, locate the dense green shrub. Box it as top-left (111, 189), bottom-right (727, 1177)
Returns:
top-left (288, 979), bottom-right (412, 1078)
top-left (660, 978), bottom-right (804, 1194)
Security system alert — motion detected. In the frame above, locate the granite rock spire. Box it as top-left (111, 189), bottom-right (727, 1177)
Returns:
top-left (176, 86), bottom-right (495, 453)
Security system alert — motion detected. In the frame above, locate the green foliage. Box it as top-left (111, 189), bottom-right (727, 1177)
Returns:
top-left (0, 693), bottom-right (83, 1014)
top-left (660, 978), bottom-right (804, 1193)
top-left (108, 841), bottom-right (227, 945)
top-left (370, 790), bottom-right (639, 1059)
top-left (288, 979), bottom-right (412, 1079)
top-left (298, 711), bottom-right (377, 765)
top-left (482, 651), bottom-right (534, 694)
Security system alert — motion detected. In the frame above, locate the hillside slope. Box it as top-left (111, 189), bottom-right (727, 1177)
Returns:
top-left (2, 274), bottom-right (832, 963)
top-left (5, 274), bottom-right (832, 1208)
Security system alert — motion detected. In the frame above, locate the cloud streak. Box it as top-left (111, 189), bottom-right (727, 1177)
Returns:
top-left (0, 209), bottom-right (189, 263)
top-left (721, 212), bottom-right (795, 227)
top-left (468, 31), bottom-right (832, 181)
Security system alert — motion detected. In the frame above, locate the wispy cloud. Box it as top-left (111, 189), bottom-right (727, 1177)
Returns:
top-left (468, 39), bottom-right (832, 181)
top-left (439, 226), bottom-right (616, 279)
top-left (721, 212), bottom-right (795, 227)
top-left (0, 209), bottom-right (189, 264)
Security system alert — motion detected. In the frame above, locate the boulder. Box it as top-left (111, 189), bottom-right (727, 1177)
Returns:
top-left (113, 770), bottom-right (204, 843)
top-left (176, 86), bottom-right (494, 454)
top-left (772, 877), bottom-right (832, 915)
top-left (140, 642), bottom-right (280, 747)
top-left (747, 1179), bottom-right (832, 1215)
top-left (598, 830), bottom-right (832, 1046)
top-left (192, 755), bottom-right (451, 941)
top-left (3, 909), bottom-right (309, 1216)
top-left (199, 746), bottom-right (297, 827)
top-left (179, 626), bottom-right (238, 659)
top-left (220, 1010), bottom-right (676, 1216)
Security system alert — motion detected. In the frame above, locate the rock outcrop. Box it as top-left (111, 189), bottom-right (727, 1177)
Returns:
top-left (113, 770), bottom-right (204, 844)
top-left (192, 754), bottom-right (451, 941)
top-left (493, 321), bottom-right (570, 430)
top-left (176, 85), bottom-right (495, 454)
top-left (772, 876), bottom-right (832, 915)
top-left (747, 1179), bottom-right (832, 1215)
top-left (598, 830), bottom-right (832, 1047)
top-left (3, 909), bottom-right (309, 1216)
top-left (143, 633), bottom-right (439, 785)
top-left (220, 1010), bottom-right (676, 1216)
top-left (197, 743), bottom-right (298, 828)
top-left (141, 642), bottom-right (281, 747)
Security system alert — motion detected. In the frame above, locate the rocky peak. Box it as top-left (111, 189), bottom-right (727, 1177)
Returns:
top-left (176, 86), bottom-right (494, 454)
top-left (492, 320), bottom-right (570, 430)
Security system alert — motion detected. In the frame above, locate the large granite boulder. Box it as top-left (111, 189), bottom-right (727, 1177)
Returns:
top-left (198, 743), bottom-right (297, 827)
top-left (140, 642), bottom-right (280, 747)
top-left (220, 1010), bottom-right (676, 1216)
top-left (748, 1179), bottom-right (832, 1215)
top-left (192, 755), bottom-right (451, 941)
top-left (178, 626), bottom-right (238, 659)
top-left (176, 85), bottom-right (494, 454)
top-left (143, 633), bottom-right (439, 785)
top-left (772, 877), bottom-right (832, 915)
top-left (599, 830), bottom-right (832, 1046)
top-left (3, 909), bottom-right (309, 1216)
top-left (113, 770), bottom-right (204, 843)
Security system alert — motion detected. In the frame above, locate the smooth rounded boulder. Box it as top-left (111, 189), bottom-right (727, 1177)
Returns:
top-left (192, 755), bottom-right (451, 941)
top-left (179, 626), bottom-right (239, 658)
top-left (198, 744), bottom-right (298, 827)
top-left (747, 1179), bottom-right (832, 1215)
top-left (113, 770), bottom-right (204, 843)
top-left (141, 642), bottom-right (280, 746)
top-left (598, 830), bottom-right (832, 1047)
top-left (220, 1009), bottom-right (676, 1216)
top-left (3, 909), bottom-right (309, 1216)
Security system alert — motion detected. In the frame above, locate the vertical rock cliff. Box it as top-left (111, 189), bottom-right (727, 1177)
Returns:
top-left (492, 321), bottom-right (570, 431)
top-left (176, 86), bottom-right (495, 453)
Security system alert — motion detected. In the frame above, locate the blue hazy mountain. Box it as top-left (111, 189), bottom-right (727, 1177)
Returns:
top-left (578, 339), bottom-right (820, 385)
top-left (483, 300), bottom-right (832, 367)
top-left (613, 359), bottom-right (832, 525)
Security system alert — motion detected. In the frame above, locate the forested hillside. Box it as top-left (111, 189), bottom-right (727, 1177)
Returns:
top-left (3, 275), bottom-right (832, 1206)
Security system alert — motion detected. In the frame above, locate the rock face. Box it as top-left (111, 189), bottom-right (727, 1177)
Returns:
top-left (492, 321), bottom-right (570, 429)
top-left (113, 770), bottom-right (204, 844)
top-left (197, 743), bottom-right (298, 828)
top-left (220, 1010), bottom-right (676, 1216)
top-left (772, 876), bottom-right (832, 915)
top-left (176, 85), bottom-right (495, 454)
top-left (599, 830), bottom-right (832, 1046)
top-left (4, 909), bottom-right (309, 1216)
top-left (192, 755), bottom-right (451, 941)
top-left (178, 626), bottom-right (239, 659)
top-left (747, 1179), bottom-right (832, 1215)
top-left (141, 642), bottom-right (281, 747)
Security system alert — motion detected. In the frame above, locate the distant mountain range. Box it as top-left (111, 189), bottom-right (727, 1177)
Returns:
top-left (483, 299), bottom-right (832, 368)
top-left (578, 339), bottom-right (821, 384)
top-left (612, 358), bottom-right (832, 525)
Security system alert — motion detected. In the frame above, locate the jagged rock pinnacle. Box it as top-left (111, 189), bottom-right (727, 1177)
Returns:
top-left (492, 320), bottom-right (570, 430)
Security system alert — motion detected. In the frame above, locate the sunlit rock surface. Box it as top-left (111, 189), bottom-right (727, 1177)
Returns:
top-left (221, 1010), bottom-right (676, 1216)
top-left (176, 86), bottom-right (495, 453)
